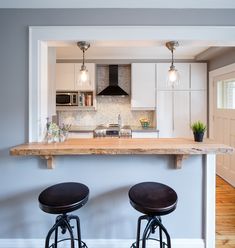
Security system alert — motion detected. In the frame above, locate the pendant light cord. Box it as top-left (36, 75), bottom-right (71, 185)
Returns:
top-left (82, 49), bottom-right (85, 67)
top-left (171, 48), bottom-right (174, 67)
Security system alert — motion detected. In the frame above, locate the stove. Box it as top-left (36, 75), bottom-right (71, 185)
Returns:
top-left (93, 124), bottom-right (132, 138)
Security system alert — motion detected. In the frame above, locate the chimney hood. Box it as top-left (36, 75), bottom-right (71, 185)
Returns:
top-left (97, 65), bottom-right (129, 96)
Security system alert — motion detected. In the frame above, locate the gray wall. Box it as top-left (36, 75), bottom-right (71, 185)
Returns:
top-left (209, 48), bottom-right (235, 71)
top-left (1, 9), bottom-right (235, 240)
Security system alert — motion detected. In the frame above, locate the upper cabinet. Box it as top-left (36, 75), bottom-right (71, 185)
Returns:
top-left (156, 63), bottom-right (190, 90)
top-left (190, 63), bottom-right (207, 90)
top-left (56, 63), bottom-right (95, 91)
top-left (56, 63), bottom-right (75, 91)
top-left (131, 63), bottom-right (156, 110)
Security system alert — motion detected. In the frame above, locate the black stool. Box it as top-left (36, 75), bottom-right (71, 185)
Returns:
top-left (38, 182), bottom-right (89, 248)
top-left (129, 182), bottom-right (178, 248)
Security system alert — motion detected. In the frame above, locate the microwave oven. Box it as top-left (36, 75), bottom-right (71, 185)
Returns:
top-left (56, 91), bottom-right (78, 106)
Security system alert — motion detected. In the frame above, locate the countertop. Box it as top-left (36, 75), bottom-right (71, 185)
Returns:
top-left (70, 125), bottom-right (158, 133)
top-left (10, 138), bottom-right (233, 169)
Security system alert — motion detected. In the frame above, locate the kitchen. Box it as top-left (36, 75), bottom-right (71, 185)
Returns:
top-left (49, 40), bottom-right (207, 141)
top-left (1, 3), bottom-right (235, 247)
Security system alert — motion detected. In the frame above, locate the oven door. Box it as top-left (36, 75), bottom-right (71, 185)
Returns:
top-left (56, 93), bottom-right (72, 106)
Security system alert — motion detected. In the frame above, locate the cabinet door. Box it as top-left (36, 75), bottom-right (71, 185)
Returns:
top-left (191, 90), bottom-right (207, 125)
top-left (56, 63), bottom-right (75, 90)
top-left (131, 63), bottom-right (156, 110)
top-left (173, 91), bottom-right (190, 137)
top-left (191, 63), bottom-right (207, 90)
top-left (74, 63), bottom-right (95, 91)
top-left (156, 91), bottom-right (173, 138)
top-left (156, 63), bottom-right (190, 90)
top-left (132, 132), bottom-right (159, 138)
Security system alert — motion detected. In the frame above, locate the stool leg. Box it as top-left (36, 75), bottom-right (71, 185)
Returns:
top-left (142, 218), bottom-right (155, 248)
top-left (63, 218), bottom-right (75, 248)
top-left (45, 218), bottom-right (63, 248)
top-left (135, 215), bottom-right (147, 248)
top-left (154, 218), bottom-right (171, 248)
top-left (69, 215), bottom-right (83, 248)
top-left (158, 217), bottom-right (163, 248)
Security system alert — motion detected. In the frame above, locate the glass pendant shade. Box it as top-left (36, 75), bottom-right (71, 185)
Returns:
top-left (167, 65), bottom-right (180, 87)
top-left (78, 65), bottom-right (90, 86)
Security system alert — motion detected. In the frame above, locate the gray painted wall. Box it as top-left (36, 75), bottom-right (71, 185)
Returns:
top-left (1, 9), bottom-right (235, 240)
top-left (209, 48), bottom-right (235, 71)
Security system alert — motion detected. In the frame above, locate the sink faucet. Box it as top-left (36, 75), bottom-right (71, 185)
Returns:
top-left (118, 114), bottom-right (122, 127)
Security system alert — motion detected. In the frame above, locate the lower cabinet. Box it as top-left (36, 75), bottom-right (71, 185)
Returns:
top-left (68, 132), bottom-right (94, 138)
top-left (132, 132), bottom-right (159, 138)
top-left (157, 90), bottom-right (207, 138)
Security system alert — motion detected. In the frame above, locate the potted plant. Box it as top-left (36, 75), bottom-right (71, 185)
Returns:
top-left (191, 121), bottom-right (207, 142)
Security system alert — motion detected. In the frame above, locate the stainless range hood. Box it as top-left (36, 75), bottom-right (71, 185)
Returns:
top-left (97, 65), bottom-right (128, 96)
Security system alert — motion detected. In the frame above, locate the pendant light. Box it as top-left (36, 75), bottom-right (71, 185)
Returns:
top-left (166, 41), bottom-right (180, 87)
top-left (77, 41), bottom-right (90, 86)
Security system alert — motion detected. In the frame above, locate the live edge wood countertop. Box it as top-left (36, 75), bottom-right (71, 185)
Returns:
top-left (10, 138), bottom-right (234, 169)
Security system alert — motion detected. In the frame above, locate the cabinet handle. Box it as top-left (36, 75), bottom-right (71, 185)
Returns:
top-left (172, 91), bottom-right (174, 131)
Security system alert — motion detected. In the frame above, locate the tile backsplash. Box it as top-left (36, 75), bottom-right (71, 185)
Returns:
top-left (58, 97), bottom-right (155, 127)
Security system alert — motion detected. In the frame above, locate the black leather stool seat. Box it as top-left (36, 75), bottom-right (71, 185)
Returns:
top-left (129, 182), bottom-right (178, 216)
top-left (39, 182), bottom-right (89, 214)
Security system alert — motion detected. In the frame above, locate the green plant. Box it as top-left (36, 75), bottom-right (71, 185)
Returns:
top-left (191, 121), bottom-right (207, 133)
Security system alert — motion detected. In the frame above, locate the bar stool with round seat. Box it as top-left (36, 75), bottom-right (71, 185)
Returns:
top-left (129, 182), bottom-right (178, 248)
top-left (38, 182), bottom-right (89, 248)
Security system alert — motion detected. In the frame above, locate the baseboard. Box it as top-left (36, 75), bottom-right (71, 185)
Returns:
top-left (0, 238), bottom-right (205, 248)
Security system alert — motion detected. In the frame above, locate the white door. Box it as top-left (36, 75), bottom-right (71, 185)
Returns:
top-left (213, 74), bottom-right (235, 186)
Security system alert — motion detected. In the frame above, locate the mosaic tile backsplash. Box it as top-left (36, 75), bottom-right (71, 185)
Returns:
top-left (59, 97), bottom-right (154, 127)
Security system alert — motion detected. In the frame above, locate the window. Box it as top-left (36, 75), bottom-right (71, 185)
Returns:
top-left (217, 78), bottom-right (235, 109)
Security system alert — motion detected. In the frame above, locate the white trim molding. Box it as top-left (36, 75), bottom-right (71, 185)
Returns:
top-left (29, 25), bottom-right (235, 142)
top-left (0, 238), bottom-right (205, 248)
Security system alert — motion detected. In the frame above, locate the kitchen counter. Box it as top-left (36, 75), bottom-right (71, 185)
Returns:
top-left (131, 126), bottom-right (159, 132)
top-left (10, 138), bottom-right (233, 169)
top-left (70, 125), bottom-right (96, 132)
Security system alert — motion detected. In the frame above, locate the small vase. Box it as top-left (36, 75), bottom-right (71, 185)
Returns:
top-left (193, 132), bottom-right (204, 142)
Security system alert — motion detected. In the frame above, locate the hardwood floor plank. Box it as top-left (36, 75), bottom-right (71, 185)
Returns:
top-left (216, 176), bottom-right (235, 247)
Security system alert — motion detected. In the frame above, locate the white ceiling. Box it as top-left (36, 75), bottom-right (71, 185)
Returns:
top-left (1, 0), bottom-right (235, 8)
top-left (54, 40), bottom-right (234, 60)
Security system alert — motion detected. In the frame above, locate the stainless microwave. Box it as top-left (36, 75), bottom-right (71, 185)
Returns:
top-left (56, 91), bottom-right (78, 106)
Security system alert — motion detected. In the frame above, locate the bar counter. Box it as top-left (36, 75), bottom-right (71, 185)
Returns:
top-left (10, 138), bottom-right (233, 169)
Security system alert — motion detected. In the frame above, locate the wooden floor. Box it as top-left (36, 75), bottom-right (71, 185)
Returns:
top-left (216, 176), bottom-right (235, 247)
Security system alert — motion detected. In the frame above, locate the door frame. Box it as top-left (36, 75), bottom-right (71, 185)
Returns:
top-left (209, 62), bottom-right (235, 138)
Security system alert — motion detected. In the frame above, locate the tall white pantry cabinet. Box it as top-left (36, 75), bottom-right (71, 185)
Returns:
top-left (156, 63), bottom-right (207, 138)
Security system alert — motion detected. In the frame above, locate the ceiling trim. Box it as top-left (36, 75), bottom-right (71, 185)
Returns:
top-left (1, 0), bottom-right (235, 9)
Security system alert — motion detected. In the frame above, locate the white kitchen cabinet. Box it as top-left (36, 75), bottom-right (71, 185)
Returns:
top-left (56, 63), bottom-right (75, 91)
top-left (68, 132), bottom-right (94, 138)
top-left (156, 91), bottom-right (173, 138)
top-left (132, 132), bottom-right (159, 138)
top-left (157, 90), bottom-right (206, 138)
top-left (131, 63), bottom-right (156, 110)
top-left (156, 63), bottom-right (190, 90)
top-left (191, 63), bottom-right (207, 90)
top-left (173, 91), bottom-right (190, 137)
top-left (190, 90), bottom-right (207, 125)
top-left (56, 63), bottom-right (95, 91)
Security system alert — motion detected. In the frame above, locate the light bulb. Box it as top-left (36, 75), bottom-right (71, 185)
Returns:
top-left (78, 67), bottom-right (90, 86)
top-left (167, 66), bottom-right (180, 87)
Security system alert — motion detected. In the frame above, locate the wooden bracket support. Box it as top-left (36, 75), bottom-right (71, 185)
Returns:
top-left (175, 155), bottom-right (188, 169)
top-left (40, 156), bottom-right (55, 169)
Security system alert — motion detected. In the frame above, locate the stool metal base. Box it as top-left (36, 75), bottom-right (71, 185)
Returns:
top-left (45, 213), bottom-right (87, 248)
top-left (131, 215), bottom-right (171, 248)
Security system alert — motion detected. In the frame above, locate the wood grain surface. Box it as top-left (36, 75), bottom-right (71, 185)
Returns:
top-left (10, 138), bottom-right (234, 156)
top-left (216, 176), bottom-right (235, 248)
